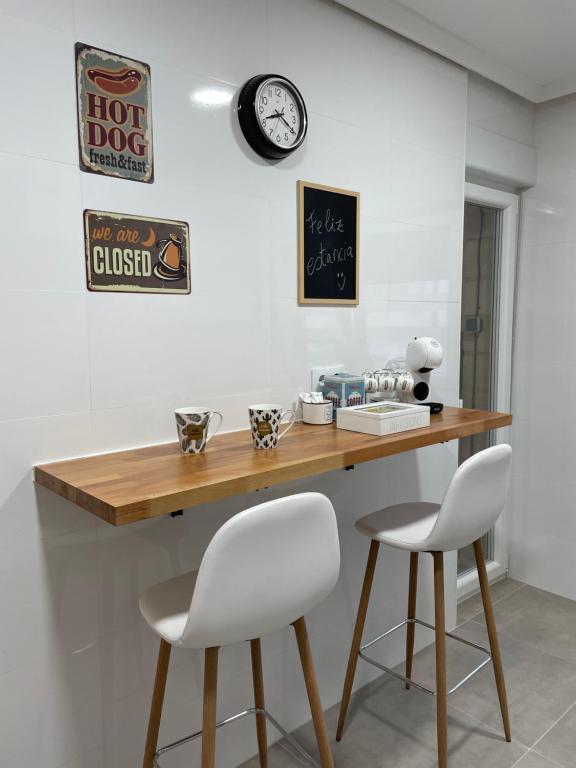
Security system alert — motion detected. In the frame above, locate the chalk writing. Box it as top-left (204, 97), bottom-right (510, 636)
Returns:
top-left (298, 182), bottom-right (359, 304)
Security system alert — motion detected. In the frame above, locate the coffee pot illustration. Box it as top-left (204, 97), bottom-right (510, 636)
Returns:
top-left (153, 234), bottom-right (186, 281)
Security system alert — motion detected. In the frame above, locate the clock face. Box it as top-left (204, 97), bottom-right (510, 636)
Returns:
top-left (255, 79), bottom-right (303, 150)
top-left (237, 74), bottom-right (308, 160)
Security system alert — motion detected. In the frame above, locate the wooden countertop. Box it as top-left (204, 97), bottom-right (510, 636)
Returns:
top-left (34, 406), bottom-right (511, 526)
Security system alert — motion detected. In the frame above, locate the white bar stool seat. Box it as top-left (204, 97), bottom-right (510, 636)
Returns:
top-left (140, 571), bottom-right (198, 645)
top-left (337, 444), bottom-right (513, 768)
top-left (355, 502), bottom-right (440, 550)
top-left (139, 492), bottom-right (340, 768)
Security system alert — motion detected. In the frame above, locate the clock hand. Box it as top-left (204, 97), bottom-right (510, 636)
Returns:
top-left (263, 109), bottom-right (294, 137)
top-left (277, 113), bottom-right (296, 133)
top-left (276, 108), bottom-right (295, 131)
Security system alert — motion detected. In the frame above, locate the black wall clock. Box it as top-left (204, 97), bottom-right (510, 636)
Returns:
top-left (237, 74), bottom-right (308, 160)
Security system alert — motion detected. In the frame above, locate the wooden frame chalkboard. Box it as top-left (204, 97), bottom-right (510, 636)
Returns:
top-left (298, 180), bottom-right (360, 305)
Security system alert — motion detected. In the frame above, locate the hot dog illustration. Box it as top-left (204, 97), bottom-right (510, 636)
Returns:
top-left (87, 66), bottom-right (143, 96)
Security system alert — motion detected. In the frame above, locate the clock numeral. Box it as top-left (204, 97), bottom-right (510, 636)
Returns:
top-left (276, 134), bottom-right (281, 142)
top-left (258, 105), bottom-right (264, 114)
top-left (284, 133), bottom-right (289, 142)
top-left (275, 87), bottom-right (281, 96)
top-left (292, 115), bottom-right (296, 123)
top-left (269, 128), bottom-right (273, 136)
top-left (290, 103), bottom-right (295, 111)
top-left (261, 96), bottom-right (268, 105)
top-left (268, 88), bottom-right (272, 97)
top-left (261, 119), bottom-right (267, 127)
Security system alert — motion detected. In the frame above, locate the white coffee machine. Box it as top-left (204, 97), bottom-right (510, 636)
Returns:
top-left (364, 337), bottom-right (443, 407)
top-left (402, 336), bottom-right (443, 403)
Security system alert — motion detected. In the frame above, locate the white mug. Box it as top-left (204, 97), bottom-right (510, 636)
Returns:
top-left (302, 401), bottom-right (333, 425)
top-left (175, 406), bottom-right (223, 454)
top-left (379, 371), bottom-right (397, 395)
top-left (248, 404), bottom-right (295, 449)
top-left (396, 371), bottom-right (415, 401)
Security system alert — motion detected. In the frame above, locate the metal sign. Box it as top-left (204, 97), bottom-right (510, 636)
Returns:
top-left (84, 210), bottom-right (190, 294)
top-left (76, 43), bottom-right (154, 183)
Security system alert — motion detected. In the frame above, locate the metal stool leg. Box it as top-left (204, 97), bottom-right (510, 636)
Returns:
top-left (433, 552), bottom-right (448, 768)
top-left (405, 552), bottom-right (419, 689)
top-left (474, 539), bottom-right (512, 742)
top-left (251, 639), bottom-right (268, 767)
top-left (336, 539), bottom-right (380, 740)
top-left (143, 639), bottom-right (171, 768)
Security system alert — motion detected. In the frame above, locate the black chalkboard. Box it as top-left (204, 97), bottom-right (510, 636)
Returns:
top-left (298, 181), bottom-right (359, 305)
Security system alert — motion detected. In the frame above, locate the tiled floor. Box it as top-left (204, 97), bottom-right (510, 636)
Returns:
top-left (239, 579), bottom-right (576, 767)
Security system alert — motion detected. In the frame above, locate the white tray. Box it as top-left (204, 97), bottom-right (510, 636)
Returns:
top-left (336, 401), bottom-right (430, 436)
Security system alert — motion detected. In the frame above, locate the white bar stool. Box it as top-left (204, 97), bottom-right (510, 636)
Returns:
top-left (336, 444), bottom-right (513, 768)
top-left (139, 492), bottom-right (340, 768)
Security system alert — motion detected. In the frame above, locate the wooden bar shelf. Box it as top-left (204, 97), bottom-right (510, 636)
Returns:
top-left (34, 407), bottom-right (512, 526)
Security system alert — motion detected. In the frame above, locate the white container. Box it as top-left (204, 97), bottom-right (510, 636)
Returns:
top-left (336, 401), bottom-right (430, 436)
top-left (302, 400), bottom-right (333, 425)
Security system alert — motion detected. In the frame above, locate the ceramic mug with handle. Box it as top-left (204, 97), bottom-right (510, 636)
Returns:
top-left (175, 406), bottom-right (223, 454)
top-left (248, 403), bottom-right (296, 449)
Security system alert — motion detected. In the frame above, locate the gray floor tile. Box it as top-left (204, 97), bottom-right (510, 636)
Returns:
top-left (401, 619), bottom-right (576, 748)
top-left (238, 741), bottom-right (316, 768)
top-left (485, 585), bottom-right (576, 666)
top-left (239, 581), bottom-right (576, 768)
top-left (532, 705), bottom-right (576, 768)
top-left (457, 578), bottom-right (526, 624)
top-left (239, 673), bottom-right (526, 767)
top-left (512, 751), bottom-right (566, 768)
top-left (339, 675), bottom-right (525, 767)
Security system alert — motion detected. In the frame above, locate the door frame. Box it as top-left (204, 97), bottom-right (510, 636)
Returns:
top-left (458, 182), bottom-right (519, 601)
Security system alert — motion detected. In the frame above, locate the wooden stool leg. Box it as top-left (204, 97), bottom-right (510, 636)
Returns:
top-left (293, 617), bottom-right (335, 768)
top-left (250, 639), bottom-right (268, 768)
top-left (405, 552), bottom-right (419, 689)
top-left (433, 552), bottom-right (448, 768)
top-left (473, 539), bottom-right (512, 742)
top-left (336, 539), bottom-right (380, 741)
top-left (202, 647), bottom-right (219, 768)
top-left (143, 639), bottom-right (171, 768)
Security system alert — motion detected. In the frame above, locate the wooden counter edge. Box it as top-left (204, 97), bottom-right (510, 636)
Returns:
top-left (34, 410), bottom-right (512, 526)
top-left (34, 465), bottom-right (118, 525)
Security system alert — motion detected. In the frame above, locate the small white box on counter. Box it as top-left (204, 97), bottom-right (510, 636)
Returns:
top-left (336, 401), bottom-right (430, 436)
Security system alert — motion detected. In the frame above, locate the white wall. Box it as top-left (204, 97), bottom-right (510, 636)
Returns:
top-left (0, 1), bottom-right (468, 765)
top-left (466, 73), bottom-right (536, 188)
top-left (509, 93), bottom-right (576, 600)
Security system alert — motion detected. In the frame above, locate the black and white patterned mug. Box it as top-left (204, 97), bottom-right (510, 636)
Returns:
top-left (175, 407), bottom-right (223, 454)
top-left (248, 404), bottom-right (296, 449)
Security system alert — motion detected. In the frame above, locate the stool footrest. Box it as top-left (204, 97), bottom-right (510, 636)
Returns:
top-left (153, 705), bottom-right (318, 768)
top-left (359, 618), bottom-right (492, 697)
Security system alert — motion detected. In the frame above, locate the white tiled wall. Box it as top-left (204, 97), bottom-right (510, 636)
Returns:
top-left (0, 0), bottom-right (467, 765)
top-left (509, 94), bottom-right (576, 601)
top-left (466, 73), bottom-right (536, 188)
top-left (467, 74), bottom-right (535, 147)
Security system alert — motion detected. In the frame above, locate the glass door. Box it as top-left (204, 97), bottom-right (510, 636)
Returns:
top-left (458, 202), bottom-right (499, 576)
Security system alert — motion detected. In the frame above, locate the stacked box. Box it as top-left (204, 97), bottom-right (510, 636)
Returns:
top-left (322, 373), bottom-right (365, 419)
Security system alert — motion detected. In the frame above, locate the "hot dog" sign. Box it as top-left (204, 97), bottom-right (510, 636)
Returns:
top-left (76, 44), bottom-right (154, 183)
